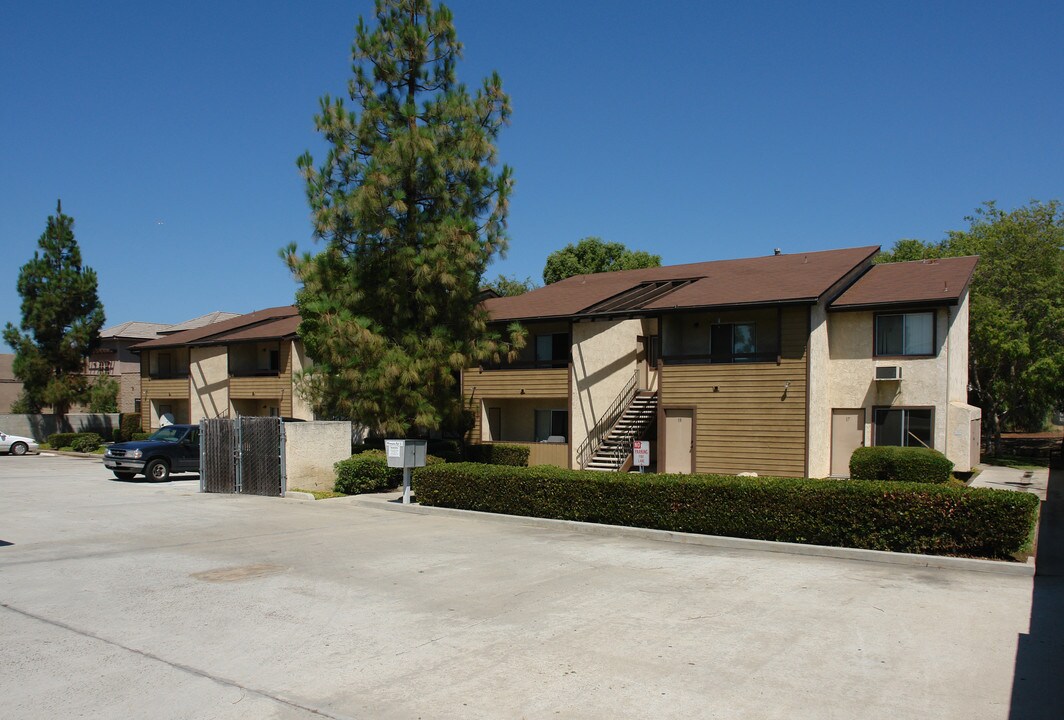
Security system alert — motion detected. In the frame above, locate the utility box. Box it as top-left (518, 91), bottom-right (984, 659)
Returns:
top-left (385, 439), bottom-right (427, 469)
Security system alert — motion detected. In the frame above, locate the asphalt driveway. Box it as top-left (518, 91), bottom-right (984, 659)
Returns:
top-left (0, 454), bottom-right (1050, 719)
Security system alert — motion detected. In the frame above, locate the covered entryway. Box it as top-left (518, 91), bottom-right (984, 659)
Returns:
top-left (663, 408), bottom-right (693, 474)
top-left (830, 408), bottom-right (865, 476)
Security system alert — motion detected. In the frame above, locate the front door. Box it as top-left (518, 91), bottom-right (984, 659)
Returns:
top-left (664, 408), bottom-right (693, 474)
top-left (831, 409), bottom-right (865, 476)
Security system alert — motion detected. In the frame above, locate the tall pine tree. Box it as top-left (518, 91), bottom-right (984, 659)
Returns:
top-left (286, 0), bottom-right (523, 435)
top-left (3, 201), bottom-right (105, 420)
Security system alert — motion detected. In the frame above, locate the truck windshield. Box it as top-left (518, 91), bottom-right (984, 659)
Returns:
top-left (148, 427), bottom-right (186, 443)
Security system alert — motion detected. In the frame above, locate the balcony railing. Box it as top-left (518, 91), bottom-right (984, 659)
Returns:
top-left (228, 368), bottom-right (282, 377)
top-left (478, 359), bottom-right (569, 371)
top-left (148, 371), bottom-right (189, 379)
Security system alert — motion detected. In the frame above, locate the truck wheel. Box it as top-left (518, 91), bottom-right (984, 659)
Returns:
top-left (145, 459), bottom-right (170, 482)
top-left (113, 471), bottom-right (136, 480)
top-left (10, 442), bottom-right (28, 456)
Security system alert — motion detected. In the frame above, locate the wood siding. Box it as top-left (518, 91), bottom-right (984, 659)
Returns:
top-left (463, 367), bottom-right (569, 444)
top-left (141, 378), bottom-right (189, 400)
top-left (659, 306), bottom-right (808, 477)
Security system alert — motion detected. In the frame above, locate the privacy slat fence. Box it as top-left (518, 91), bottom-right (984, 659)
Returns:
top-left (200, 416), bottom-right (286, 497)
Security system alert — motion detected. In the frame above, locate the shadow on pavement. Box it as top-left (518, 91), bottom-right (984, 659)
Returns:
top-left (1009, 461), bottom-right (1064, 720)
top-left (110, 474), bottom-right (200, 484)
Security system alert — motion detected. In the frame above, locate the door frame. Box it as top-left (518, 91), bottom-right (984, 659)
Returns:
top-left (658, 405), bottom-right (697, 474)
top-left (830, 407), bottom-right (865, 476)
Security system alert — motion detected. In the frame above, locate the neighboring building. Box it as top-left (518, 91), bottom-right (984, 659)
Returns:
top-left (463, 247), bottom-right (981, 477)
top-left (89, 313), bottom-right (240, 414)
top-left (0, 354), bottom-right (22, 413)
top-left (129, 306), bottom-right (314, 431)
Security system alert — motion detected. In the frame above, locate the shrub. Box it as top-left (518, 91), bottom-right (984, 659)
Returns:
top-left (334, 450), bottom-right (445, 495)
top-left (132, 432), bottom-right (152, 441)
top-left (464, 443), bottom-right (529, 466)
top-left (850, 446), bottom-right (954, 484)
top-left (71, 433), bottom-right (103, 453)
top-left (47, 433), bottom-right (79, 449)
top-left (112, 428), bottom-right (124, 443)
top-left (120, 413), bottom-right (142, 442)
top-left (352, 437), bottom-right (387, 454)
top-left (415, 464), bottom-right (1039, 560)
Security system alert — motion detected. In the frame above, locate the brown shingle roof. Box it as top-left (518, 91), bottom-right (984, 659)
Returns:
top-left (485, 246), bottom-right (880, 321)
top-left (190, 315), bottom-right (301, 345)
top-left (130, 306), bottom-right (299, 350)
top-left (829, 256), bottom-right (979, 310)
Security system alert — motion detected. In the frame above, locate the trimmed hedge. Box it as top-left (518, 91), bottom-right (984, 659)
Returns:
top-left (334, 450), bottom-right (444, 495)
top-left (464, 443), bottom-right (530, 466)
top-left (117, 413), bottom-right (142, 442)
top-left (415, 464), bottom-right (1040, 560)
top-left (47, 433), bottom-right (79, 449)
top-left (132, 432), bottom-right (152, 441)
top-left (71, 433), bottom-right (103, 453)
top-left (850, 446), bottom-right (954, 484)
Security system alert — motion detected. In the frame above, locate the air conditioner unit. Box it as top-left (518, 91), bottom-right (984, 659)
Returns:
top-left (875, 365), bottom-right (902, 381)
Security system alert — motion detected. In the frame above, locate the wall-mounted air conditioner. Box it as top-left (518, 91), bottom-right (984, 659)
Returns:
top-left (875, 365), bottom-right (902, 381)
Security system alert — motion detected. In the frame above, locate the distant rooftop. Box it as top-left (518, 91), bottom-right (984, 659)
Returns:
top-left (160, 311), bottom-right (241, 334)
top-left (100, 321), bottom-right (172, 340)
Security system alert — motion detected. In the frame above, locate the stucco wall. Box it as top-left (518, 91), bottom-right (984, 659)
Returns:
top-left (0, 413), bottom-right (119, 442)
top-left (571, 318), bottom-right (641, 467)
top-left (190, 346), bottom-right (229, 422)
top-left (809, 293), bottom-right (978, 475)
top-left (290, 341), bottom-right (315, 421)
top-left (119, 372), bottom-right (140, 414)
top-left (284, 420), bottom-right (352, 492)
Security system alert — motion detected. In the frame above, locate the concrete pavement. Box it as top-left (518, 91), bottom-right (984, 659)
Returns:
top-left (0, 454), bottom-right (1050, 719)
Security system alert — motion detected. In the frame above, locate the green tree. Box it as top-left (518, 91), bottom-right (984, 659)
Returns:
top-left (485, 273), bottom-right (538, 297)
top-left (542, 236), bottom-right (662, 285)
top-left (88, 375), bottom-right (120, 413)
top-left (878, 200), bottom-right (1064, 452)
top-left (3, 201), bottom-right (105, 421)
top-left (285, 0), bottom-right (523, 435)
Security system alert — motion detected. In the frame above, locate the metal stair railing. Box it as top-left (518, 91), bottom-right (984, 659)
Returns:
top-left (577, 369), bottom-right (639, 469)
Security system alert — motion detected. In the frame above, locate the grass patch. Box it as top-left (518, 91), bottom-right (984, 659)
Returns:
top-left (290, 487), bottom-right (348, 500)
top-left (982, 455), bottom-right (1050, 470)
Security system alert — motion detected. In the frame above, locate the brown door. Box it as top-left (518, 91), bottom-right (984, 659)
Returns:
top-left (831, 409), bottom-right (865, 476)
top-left (664, 408), bottom-right (693, 474)
top-left (486, 407), bottom-right (502, 442)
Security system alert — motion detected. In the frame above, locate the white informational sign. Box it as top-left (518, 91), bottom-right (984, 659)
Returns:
top-left (633, 440), bottom-right (650, 468)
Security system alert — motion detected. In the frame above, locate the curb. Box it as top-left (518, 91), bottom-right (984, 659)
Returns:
top-left (352, 495), bottom-right (1036, 577)
top-left (283, 491), bottom-right (316, 501)
top-left (47, 450), bottom-right (106, 460)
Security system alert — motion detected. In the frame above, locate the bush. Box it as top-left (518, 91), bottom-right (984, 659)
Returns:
top-left (71, 433), bottom-right (102, 453)
top-left (464, 443), bottom-right (530, 466)
top-left (334, 450), bottom-right (445, 495)
top-left (112, 428), bottom-right (124, 443)
top-left (132, 432), bottom-right (152, 441)
top-left (47, 433), bottom-right (79, 449)
top-left (119, 413), bottom-right (142, 442)
top-left (850, 446), bottom-right (954, 484)
top-left (415, 464), bottom-right (1040, 560)
top-left (352, 437), bottom-right (387, 454)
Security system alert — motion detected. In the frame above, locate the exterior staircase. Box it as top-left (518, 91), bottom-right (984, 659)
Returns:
top-left (585, 391), bottom-right (658, 471)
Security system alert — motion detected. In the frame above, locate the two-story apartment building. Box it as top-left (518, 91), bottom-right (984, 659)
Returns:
top-left (130, 306), bottom-right (314, 430)
top-left (463, 246), bottom-right (981, 477)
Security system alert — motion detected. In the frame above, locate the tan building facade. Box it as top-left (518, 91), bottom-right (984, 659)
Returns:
top-left (462, 248), bottom-right (980, 477)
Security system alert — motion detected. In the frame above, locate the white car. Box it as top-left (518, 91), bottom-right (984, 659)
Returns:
top-left (0, 431), bottom-right (38, 456)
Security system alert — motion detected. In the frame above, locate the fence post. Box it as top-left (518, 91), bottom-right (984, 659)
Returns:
top-left (279, 419), bottom-right (287, 498)
top-left (198, 419), bottom-right (206, 493)
top-left (234, 416), bottom-right (243, 494)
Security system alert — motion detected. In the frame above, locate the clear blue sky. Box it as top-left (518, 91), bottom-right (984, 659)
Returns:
top-left (2, 0), bottom-right (1061, 349)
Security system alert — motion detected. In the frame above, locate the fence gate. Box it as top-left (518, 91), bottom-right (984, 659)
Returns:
top-left (200, 417), bottom-right (286, 497)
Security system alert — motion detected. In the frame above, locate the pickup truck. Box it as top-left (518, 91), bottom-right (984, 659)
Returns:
top-left (103, 424), bottom-right (199, 481)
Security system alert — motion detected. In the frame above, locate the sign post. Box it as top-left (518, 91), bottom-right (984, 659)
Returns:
top-left (633, 440), bottom-right (650, 473)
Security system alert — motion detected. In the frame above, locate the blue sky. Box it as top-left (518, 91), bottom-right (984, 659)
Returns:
top-left (2, 0), bottom-right (1061, 349)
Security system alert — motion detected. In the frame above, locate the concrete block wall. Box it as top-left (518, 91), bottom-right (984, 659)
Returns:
top-left (284, 421), bottom-right (352, 492)
top-left (0, 413), bottom-right (120, 442)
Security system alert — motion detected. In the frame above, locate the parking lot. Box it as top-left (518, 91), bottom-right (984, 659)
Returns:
top-left (0, 454), bottom-right (1054, 719)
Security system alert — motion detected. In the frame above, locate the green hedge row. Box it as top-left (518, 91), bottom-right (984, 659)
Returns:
top-left (850, 446), bottom-right (954, 483)
top-left (464, 443), bottom-right (529, 466)
top-left (414, 464), bottom-right (1039, 560)
top-left (47, 432), bottom-right (102, 450)
top-left (334, 450), bottom-right (444, 495)
top-left (132, 432), bottom-right (152, 441)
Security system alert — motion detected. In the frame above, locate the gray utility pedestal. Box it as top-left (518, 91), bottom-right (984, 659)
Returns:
top-left (385, 439), bottom-right (427, 504)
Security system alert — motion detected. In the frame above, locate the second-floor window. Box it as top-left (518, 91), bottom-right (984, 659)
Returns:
top-left (662, 309), bottom-right (778, 364)
top-left (535, 333), bottom-right (569, 368)
top-left (875, 312), bottom-right (934, 356)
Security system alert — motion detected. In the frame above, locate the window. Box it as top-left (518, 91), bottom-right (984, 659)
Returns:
top-left (711, 322), bottom-right (756, 361)
top-left (662, 310), bottom-right (777, 364)
top-left (534, 409), bottom-right (568, 442)
top-left (534, 333), bottom-right (569, 368)
top-left (874, 408), bottom-right (933, 448)
top-left (875, 312), bottom-right (933, 356)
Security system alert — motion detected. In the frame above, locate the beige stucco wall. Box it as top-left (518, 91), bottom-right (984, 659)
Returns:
top-left (290, 341), bottom-right (315, 421)
top-left (284, 420), bottom-right (352, 492)
top-left (808, 290), bottom-right (979, 476)
top-left (190, 346), bottom-right (229, 422)
top-left (570, 318), bottom-right (642, 467)
top-left (119, 372), bottom-right (140, 414)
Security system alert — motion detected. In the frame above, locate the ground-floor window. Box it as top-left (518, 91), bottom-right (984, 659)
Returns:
top-left (873, 407), bottom-right (933, 448)
top-left (534, 409), bottom-right (568, 442)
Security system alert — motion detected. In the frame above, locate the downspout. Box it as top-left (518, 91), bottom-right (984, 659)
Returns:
top-left (944, 305), bottom-right (951, 458)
